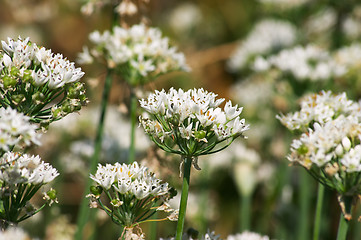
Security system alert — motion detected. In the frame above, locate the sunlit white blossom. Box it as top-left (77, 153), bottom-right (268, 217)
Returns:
top-left (226, 231), bottom-right (270, 240)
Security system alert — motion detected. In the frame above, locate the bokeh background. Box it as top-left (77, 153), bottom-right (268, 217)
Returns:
top-left (1, 0), bottom-right (361, 239)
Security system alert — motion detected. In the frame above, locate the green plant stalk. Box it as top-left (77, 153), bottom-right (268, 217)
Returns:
top-left (336, 196), bottom-right (353, 240)
top-left (149, 211), bottom-right (158, 240)
top-left (75, 70), bottom-right (113, 240)
top-left (175, 156), bottom-right (192, 240)
top-left (128, 89), bottom-right (137, 163)
top-left (313, 183), bottom-right (325, 240)
top-left (240, 193), bottom-right (251, 231)
top-left (298, 169), bottom-right (311, 240)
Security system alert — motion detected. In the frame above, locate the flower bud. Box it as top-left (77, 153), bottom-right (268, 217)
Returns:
top-left (22, 69), bottom-right (33, 82)
top-left (342, 137), bottom-right (351, 151)
top-left (10, 66), bottom-right (20, 77)
top-left (46, 188), bottom-right (57, 200)
top-left (32, 92), bottom-right (45, 104)
top-left (297, 145), bottom-right (308, 155)
top-left (2, 76), bottom-right (17, 88)
top-left (90, 185), bottom-right (103, 195)
top-left (11, 94), bottom-right (25, 104)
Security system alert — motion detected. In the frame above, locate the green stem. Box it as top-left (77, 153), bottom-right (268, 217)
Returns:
top-left (175, 156), bottom-right (192, 240)
top-left (128, 88), bottom-right (137, 163)
top-left (336, 196), bottom-right (353, 240)
top-left (298, 169), bottom-right (311, 240)
top-left (313, 183), bottom-right (325, 240)
top-left (240, 193), bottom-right (251, 232)
top-left (149, 211), bottom-right (158, 240)
top-left (74, 70), bottom-right (113, 240)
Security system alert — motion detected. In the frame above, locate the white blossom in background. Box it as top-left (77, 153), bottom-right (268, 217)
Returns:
top-left (0, 152), bottom-right (59, 186)
top-left (254, 45), bottom-right (346, 81)
top-left (304, 8), bottom-right (336, 37)
top-left (0, 227), bottom-right (35, 240)
top-left (277, 91), bottom-right (361, 131)
top-left (168, 3), bottom-right (202, 35)
top-left (78, 24), bottom-right (190, 86)
top-left (227, 19), bottom-right (297, 72)
top-left (333, 43), bottom-right (361, 69)
top-left (0, 107), bottom-right (41, 152)
top-left (160, 230), bottom-right (221, 240)
top-left (89, 161), bottom-right (177, 228)
top-left (0, 37), bottom-right (87, 126)
top-left (226, 231), bottom-right (270, 240)
top-left (139, 88), bottom-right (249, 160)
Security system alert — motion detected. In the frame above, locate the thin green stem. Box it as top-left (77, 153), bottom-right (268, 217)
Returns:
top-left (149, 211), bottom-right (158, 240)
top-left (175, 156), bottom-right (192, 240)
top-left (298, 169), bottom-right (311, 240)
top-left (128, 88), bottom-right (137, 163)
top-left (74, 70), bottom-right (113, 240)
top-left (313, 183), bottom-right (325, 240)
top-left (336, 196), bottom-right (353, 240)
top-left (240, 193), bottom-right (251, 232)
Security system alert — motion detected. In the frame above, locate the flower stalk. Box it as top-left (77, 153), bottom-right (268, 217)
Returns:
top-left (313, 183), bottom-right (325, 240)
top-left (336, 196), bottom-right (353, 240)
top-left (176, 156), bottom-right (192, 240)
top-left (75, 70), bottom-right (113, 240)
top-left (128, 88), bottom-right (137, 163)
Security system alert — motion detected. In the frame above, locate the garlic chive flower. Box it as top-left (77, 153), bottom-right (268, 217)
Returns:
top-left (277, 90), bottom-right (361, 131)
top-left (88, 162), bottom-right (177, 230)
top-left (288, 115), bottom-right (361, 196)
top-left (0, 37), bottom-right (87, 128)
top-left (0, 107), bottom-right (41, 154)
top-left (0, 152), bottom-right (59, 226)
top-left (78, 24), bottom-right (190, 86)
top-left (139, 88), bottom-right (249, 161)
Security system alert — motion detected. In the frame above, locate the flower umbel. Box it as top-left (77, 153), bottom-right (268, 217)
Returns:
top-left (0, 37), bottom-right (87, 128)
top-left (0, 152), bottom-right (59, 226)
top-left (139, 88), bottom-right (249, 159)
top-left (88, 162), bottom-right (177, 229)
top-left (78, 24), bottom-right (190, 86)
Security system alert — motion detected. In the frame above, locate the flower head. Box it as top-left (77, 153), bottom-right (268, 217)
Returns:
top-left (0, 37), bottom-right (87, 127)
top-left (78, 24), bottom-right (189, 86)
top-left (0, 107), bottom-right (41, 153)
top-left (139, 88), bottom-right (249, 158)
top-left (226, 231), bottom-right (270, 240)
top-left (89, 161), bottom-right (177, 228)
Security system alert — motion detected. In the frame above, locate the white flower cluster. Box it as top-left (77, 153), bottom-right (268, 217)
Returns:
top-left (277, 91), bottom-right (361, 131)
top-left (226, 231), bottom-right (270, 240)
top-left (90, 161), bottom-right (170, 199)
top-left (334, 43), bottom-right (361, 69)
top-left (1, 37), bottom-right (84, 89)
top-left (253, 45), bottom-right (346, 81)
top-left (78, 24), bottom-right (189, 85)
top-left (227, 19), bottom-right (297, 72)
top-left (0, 107), bottom-right (41, 152)
top-left (0, 152), bottom-right (59, 186)
top-left (139, 88), bottom-right (249, 156)
top-left (0, 227), bottom-right (33, 240)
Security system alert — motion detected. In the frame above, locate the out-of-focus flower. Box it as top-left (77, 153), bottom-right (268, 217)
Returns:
top-left (304, 8), bottom-right (336, 37)
top-left (0, 107), bottom-right (41, 153)
top-left (0, 37), bottom-right (87, 128)
top-left (0, 226), bottom-right (34, 240)
top-left (0, 152), bottom-right (59, 226)
top-left (160, 229), bottom-right (221, 240)
top-left (333, 43), bottom-right (361, 70)
top-left (45, 215), bottom-right (76, 240)
top-left (78, 24), bottom-right (189, 86)
top-left (227, 19), bottom-right (297, 72)
top-left (139, 88), bottom-right (249, 164)
top-left (88, 162), bottom-right (177, 230)
top-left (168, 3), bottom-right (202, 35)
top-left (254, 45), bottom-right (346, 81)
top-left (226, 231), bottom-right (270, 240)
